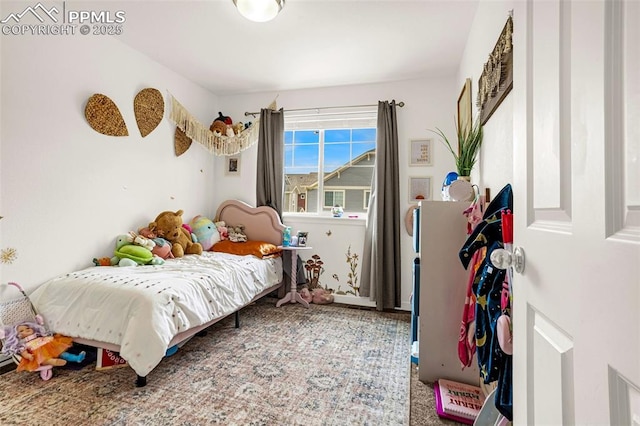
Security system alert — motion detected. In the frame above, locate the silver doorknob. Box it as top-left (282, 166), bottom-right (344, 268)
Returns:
top-left (490, 246), bottom-right (525, 274)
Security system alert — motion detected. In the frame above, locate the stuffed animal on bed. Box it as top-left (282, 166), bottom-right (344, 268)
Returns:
top-left (138, 227), bottom-right (174, 260)
top-left (214, 221), bottom-right (229, 241)
top-left (0, 321), bottom-right (85, 372)
top-left (228, 224), bottom-right (248, 243)
top-left (149, 210), bottom-right (203, 258)
top-left (189, 215), bottom-right (220, 251)
top-left (112, 234), bottom-right (160, 266)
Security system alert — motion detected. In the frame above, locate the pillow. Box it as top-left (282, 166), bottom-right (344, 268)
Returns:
top-left (212, 240), bottom-right (281, 259)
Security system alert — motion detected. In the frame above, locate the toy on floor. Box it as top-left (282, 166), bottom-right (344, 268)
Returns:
top-left (0, 282), bottom-right (85, 381)
top-left (0, 321), bottom-right (86, 372)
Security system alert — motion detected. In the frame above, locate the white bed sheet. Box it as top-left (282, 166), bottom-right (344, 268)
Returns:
top-left (29, 252), bottom-right (282, 377)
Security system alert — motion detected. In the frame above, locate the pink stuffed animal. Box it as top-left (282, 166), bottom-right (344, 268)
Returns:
top-left (138, 227), bottom-right (174, 260)
top-left (299, 288), bottom-right (313, 304)
top-left (215, 221), bottom-right (229, 241)
top-left (311, 288), bottom-right (334, 304)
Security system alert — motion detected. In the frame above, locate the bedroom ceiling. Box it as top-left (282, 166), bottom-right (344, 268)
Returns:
top-left (94, 0), bottom-right (479, 95)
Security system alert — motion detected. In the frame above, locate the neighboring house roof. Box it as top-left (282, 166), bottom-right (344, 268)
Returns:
top-left (284, 173), bottom-right (318, 193)
top-left (306, 149), bottom-right (375, 190)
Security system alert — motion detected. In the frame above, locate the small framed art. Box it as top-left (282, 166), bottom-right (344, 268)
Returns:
top-left (226, 156), bottom-right (240, 175)
top-left (409, 177), bottom-right (432, 203)
top-left (457, 78), bottom-right (472, 141)
top-left (410, 139), bottom-right (433, 166)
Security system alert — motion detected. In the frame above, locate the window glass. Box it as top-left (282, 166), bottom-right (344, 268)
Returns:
top-left (283, 111), bottom-right (376, 215)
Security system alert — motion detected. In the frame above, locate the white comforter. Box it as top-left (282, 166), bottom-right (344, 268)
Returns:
top-left (30, 252), bottom-right (282, 377)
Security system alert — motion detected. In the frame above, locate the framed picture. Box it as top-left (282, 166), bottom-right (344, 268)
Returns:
top-left (478, 15), bottom-right (513, 125)
top-left (409, 139), bottom-right (433, 166)
top-left (409, 177), bottom-right (432, 203)
top-left (226, 156), bottom-right (240, 175)
top-left (457, 78), bottom-right (472, 143)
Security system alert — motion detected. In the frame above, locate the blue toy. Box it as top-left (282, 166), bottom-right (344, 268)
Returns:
top-left (189, 215), bottom-right (220, 251)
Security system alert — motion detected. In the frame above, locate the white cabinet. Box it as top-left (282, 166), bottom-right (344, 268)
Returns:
top-left (418, 201), bottom-right (480, 384)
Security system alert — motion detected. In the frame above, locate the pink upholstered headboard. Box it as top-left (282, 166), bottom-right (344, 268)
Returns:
top-left (215, 200), bottom-right (285, 246)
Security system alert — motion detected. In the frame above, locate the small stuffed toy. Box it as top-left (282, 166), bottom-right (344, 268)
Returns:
top-left (0, 321), bottom-right (86, 372)
top-left (298, 287), bottom-right (313, 304)
top-left (149, 210), bottom-right (203, 258)
top-left (311, 288), bottom-right (334, 305)
top-left (228, 224), bottom-right (248, 243)
top-left (93, 257), bottom-right (112, 266)
top-left (214, 221), bottom-right (229, 241)
top-left (111, 234), bottom-right (155, 266)
top-left (209, 120), bottom-right (227, 137)
top-left (138, 227), bottom-right (174, 260)
top-left (128, 231), bottom-right (156, 251)
top-left (232, 122), bottom-right (244, 135)
top-left (189, 215), bottom-right (220, 251)
top-left (215, 111), bottom-right (233, 125)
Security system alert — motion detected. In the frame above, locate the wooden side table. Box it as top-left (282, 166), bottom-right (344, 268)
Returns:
top-left (276, 245), bottom-right (312, 308)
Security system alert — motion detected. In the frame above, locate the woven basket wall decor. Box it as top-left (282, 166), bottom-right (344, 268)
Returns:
top-left (174, 127), bottom-right (192, 156)
top-left (84, 94), bottom-right (128, 137)
top-left (134, 88), bottom-right (164, 137)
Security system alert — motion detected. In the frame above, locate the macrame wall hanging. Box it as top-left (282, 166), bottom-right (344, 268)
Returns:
top-left (167, 93), bottom-right (260, 156)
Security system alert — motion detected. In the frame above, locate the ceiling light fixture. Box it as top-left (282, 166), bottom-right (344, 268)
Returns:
top-left (233, 0), bottom-right (285, 23)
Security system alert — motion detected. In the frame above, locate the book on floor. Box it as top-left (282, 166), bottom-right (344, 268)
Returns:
top-left (433, 378), bottom-right (483, 424)
top-left (96, 348), bottom-right (128, 370)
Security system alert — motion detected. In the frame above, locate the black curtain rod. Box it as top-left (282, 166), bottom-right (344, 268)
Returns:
top-left (244, 101), bottom-right (405, 117)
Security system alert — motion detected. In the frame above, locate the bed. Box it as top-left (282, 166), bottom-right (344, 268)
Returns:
top-left (29, 200), bottom-right (285, 386)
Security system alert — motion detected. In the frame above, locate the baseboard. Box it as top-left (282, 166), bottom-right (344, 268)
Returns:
top-left (333, 294), bottom-right (411, 312)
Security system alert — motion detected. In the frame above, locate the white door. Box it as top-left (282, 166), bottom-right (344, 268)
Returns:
top-left (512, 0), bottom-right (640, 425)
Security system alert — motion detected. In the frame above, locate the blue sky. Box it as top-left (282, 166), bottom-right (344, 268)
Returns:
top-left (284, 128), bottom-right (376, 174)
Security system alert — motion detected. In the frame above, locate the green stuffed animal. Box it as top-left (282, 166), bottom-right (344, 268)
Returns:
top-left (111, 233), bottom-right (164, 266)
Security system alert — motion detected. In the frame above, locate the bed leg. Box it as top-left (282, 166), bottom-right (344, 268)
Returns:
top-left (136, 375), bottom-right (147, 387)
top-left (235, 311), bottom-right (240, 328)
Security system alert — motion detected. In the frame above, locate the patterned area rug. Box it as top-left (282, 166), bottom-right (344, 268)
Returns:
top-left (0, 298), bottom-right (410, 425)
top-left (409, 364), bottom-right (461, 425)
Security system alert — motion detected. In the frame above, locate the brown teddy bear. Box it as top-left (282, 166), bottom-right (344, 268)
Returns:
top-left (148, 210), bottom-right (203, 258)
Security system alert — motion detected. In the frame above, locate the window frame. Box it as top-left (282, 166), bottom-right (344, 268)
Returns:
top-left (363, 190), bottom-right (371, 210)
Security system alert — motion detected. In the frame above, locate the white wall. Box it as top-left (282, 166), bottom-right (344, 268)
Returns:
top-left (218, 77), bottom-right (459, 310)
top-left (458, 1), bottom-right (516, 193)
top-left (0, 33), bottom-right (219, 294)
top-left (0, 1), bottom-right (517, 310)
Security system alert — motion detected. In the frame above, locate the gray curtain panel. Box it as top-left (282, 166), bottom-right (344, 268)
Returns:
top-left (360, 101), bottom-right (402, 310)
top-left (256, 107), bottom-right (284, 216)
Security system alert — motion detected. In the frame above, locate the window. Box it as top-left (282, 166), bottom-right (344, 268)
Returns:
top-left (324, 190), bottom-right (345, 209)
top-left (363, 190), bottom-right (371, 210)
top-left (283, 108), bottom-right (377, 214)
